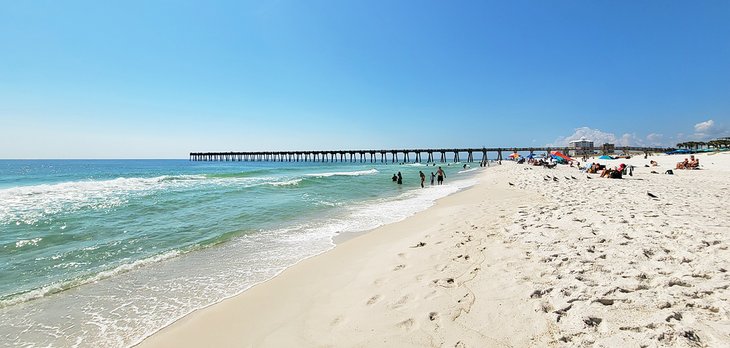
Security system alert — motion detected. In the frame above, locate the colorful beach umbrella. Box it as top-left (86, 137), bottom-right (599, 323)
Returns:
top-left (550, 151), bottom-right (572, 161)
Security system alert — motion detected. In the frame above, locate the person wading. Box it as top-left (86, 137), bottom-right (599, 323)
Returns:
top-left (436, 167), bottom-right (445, 185)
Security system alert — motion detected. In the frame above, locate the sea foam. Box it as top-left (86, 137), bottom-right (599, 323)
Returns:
top-left (0, 174), bottom-right (271, 225)
top-left (305, 168), bottom-right (379, 177)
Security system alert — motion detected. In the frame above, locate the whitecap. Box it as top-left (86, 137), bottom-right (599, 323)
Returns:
top-left (268, 179), bottom-right (303, 186)
top-left (15, 238), bottom-right (42, 248)
top-left (304, 169), bottom-right (379, 178)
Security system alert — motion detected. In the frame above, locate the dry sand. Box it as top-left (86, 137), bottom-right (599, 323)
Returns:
top-left (139, 152), bottom-right (730, 348)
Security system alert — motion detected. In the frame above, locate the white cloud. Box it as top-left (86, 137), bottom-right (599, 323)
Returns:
top-left (646, 133), bottom-right (663, 145)
top-left (550, 127), bottom-right (640, 147)
top-left (550, 127), bottom-right (619, 147)
top-left (689, 119), bottom-right (729, 141)
top-left (552, 120), bottom-right (728, 149)
top-left (694, 119), bottom-right (714, 133)
top-left (620, 133), bottom-right (642, 146)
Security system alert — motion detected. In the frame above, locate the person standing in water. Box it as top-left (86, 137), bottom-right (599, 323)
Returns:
top-left (430, 172), bottom-right (435, 185)
top-left (436, 166), bottom-right (445, 185)
top-left (392, 173), bottom-right (398, 182)
top-left (419, 171), bottom-right (426, 188)
top-left (397, 172), bottom-right (403, 185)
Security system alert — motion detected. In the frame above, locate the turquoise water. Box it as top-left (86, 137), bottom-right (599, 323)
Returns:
top-left (0, 159), bottom-right (479, 347)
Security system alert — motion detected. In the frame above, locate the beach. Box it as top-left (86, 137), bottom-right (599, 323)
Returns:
top-left (139, 152), bottom-right (730, 347)
top-left (0, 160), bottom-right (477, 346)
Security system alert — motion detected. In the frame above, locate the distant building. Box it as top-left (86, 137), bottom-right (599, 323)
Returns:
top-left (601, 143), bottom-right (615, 154)
top-left (568, 137), bottom-right (594, 156)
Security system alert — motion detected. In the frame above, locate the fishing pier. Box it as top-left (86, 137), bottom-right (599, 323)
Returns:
top-left (189, 147), bottom-right (670, 163)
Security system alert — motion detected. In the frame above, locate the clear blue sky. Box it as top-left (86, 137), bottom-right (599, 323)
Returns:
top-left (1, 0), bottom-right (728, 158)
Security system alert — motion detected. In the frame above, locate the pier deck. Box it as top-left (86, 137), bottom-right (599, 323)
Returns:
top-left (189, 147), bottom-right (670, 163)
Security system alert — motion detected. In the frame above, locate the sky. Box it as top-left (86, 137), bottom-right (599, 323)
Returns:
top-left (1, 0), bottom-right (729, 159)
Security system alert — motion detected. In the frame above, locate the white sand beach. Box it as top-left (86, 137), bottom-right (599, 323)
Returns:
top-left (139, 152), bottom-right (730, 348)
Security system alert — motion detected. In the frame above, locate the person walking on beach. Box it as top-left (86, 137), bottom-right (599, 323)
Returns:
top-left (436, 167), bottom-right (445, 185)
top-left (419, 171), bottom-right (426, 188)
top-left (430, 172), bottom-right (435, 185)
top-left (397, 172), bottom-right (403, 185)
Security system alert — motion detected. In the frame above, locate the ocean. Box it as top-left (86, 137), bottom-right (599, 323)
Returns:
top-left (0, 159), bottom-right (479, 347)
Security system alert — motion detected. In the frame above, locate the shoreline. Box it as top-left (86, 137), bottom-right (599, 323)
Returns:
top-left (331, 180), bottom-right (479, 245)
top-left (139, 153), bottom-right (730, 347)
top-left (127, 167), bottom-right (486, 347)
top-left (0, 161), bottom-right (484, 347)
top-left (137, 164), bottom-right (555, 347)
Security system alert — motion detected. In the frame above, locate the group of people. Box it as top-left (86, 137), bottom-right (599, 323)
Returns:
top-left (392, 167), bottom-right (446, 187)
top-left (526, 157), bottom-right (557, 169)
top-left (582, 162), bottom-right (628, 178)
top-left (676, 155), bottom-right (700, 170)
top-left (585, 162), bottom-right (605, 174)
top-left (599, 163), bottom-right (627, 179)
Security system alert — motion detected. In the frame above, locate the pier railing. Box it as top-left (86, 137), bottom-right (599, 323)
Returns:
top-left (189, 147), bottom-right (671, 163)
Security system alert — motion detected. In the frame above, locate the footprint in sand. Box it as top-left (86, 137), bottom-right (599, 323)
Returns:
top-left (393, 264), bottom-right (406, 271)
top-left (433, 278), bottom-right (456, 288)
top-left (429, 312), bottom-right (439, 321)
top-left (396, 318), bottom-right (415, 330)
top-left (391, 295), bottom-right (410, 309)
top-left (366, 295), bottom-right (381, 305)
top-left (330, 316), bottom-right (344, 326)
top-left (424, 290), bottom-right (438, 300)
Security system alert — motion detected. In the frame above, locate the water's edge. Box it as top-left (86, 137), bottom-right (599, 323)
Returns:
top-left (131, 174), bottom-right (481, 347)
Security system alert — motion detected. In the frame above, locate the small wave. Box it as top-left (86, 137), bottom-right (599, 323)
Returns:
top-left (159, 174), bottom-right (207, 181)
top-left (458, 168), bottom-right (479, 174)
top-left (269, 179), bottom-right (303, 187)
top-left (305, 169), bottom-right (379, 178)
top-left (0, 250), bottom-right (182, 309)
top-left (0, 174), bottom-right (265, 225)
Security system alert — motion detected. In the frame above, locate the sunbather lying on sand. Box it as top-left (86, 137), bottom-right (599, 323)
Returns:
top-left (676, 158), bottom-right (690, 169)
top-left (600, 164), bottom-right (625, 179)
top-left (676, 155), bottom-right (700, 170)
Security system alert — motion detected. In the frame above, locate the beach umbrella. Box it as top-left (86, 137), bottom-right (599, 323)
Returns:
top-left (550, 151), bottom-right (572, 162)
top-left (509, 153), bottom-right (520, 158)
top-left (598, 155), bottom-right (614, 160)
